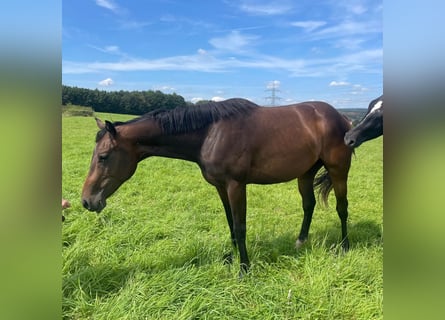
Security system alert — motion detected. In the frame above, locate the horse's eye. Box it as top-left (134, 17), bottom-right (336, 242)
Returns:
top-left (98, 154), bottom-right (109, 162)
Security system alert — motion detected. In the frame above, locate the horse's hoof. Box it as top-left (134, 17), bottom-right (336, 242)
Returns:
top-left (295, 239), bottom-right (306, 249)
top-left (341, 240), bottom-right (350, 252)
top-left (223, 252), bottom-right (233, 265)
top-left (238, 264), bottom-right (249, 279)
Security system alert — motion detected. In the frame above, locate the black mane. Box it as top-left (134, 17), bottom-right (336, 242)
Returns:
top-left (115, 98), bottom-right (259, 135)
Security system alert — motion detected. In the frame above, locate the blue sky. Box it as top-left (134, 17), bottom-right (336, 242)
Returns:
top-left (63, 0), bottom-right (382, 108)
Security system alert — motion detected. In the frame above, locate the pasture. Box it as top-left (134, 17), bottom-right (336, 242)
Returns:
top-left (62, 111), bottom-right (383, 319)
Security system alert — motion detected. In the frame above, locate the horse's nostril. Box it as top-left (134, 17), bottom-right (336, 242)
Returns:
top-left (82, 199), bottom-right (89, 210)
top-left (344, 136), bottom-right (355, 146)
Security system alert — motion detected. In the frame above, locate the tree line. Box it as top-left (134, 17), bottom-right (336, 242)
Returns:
top-left (62, 85), bottom-right (192, 115)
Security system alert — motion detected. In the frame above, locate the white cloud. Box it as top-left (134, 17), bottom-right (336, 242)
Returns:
top-left (329, 81), bottom-right (350, 87)
top-left (310, 47), bottom-right (323, 54)
top-left (334, 0), bottom-right (370, 16)
top-left (119, 20), bottom-right (152, 30)
top-left (209, 31), bottom-right (258, 53)
top-left (291, 21), bottom-right (327, 32)
top-left (98, 78), bottom-right (114, 86)
top-left (191, 97), bottom-right (204, 103)
top-left (211, 96), bottom-right (225, 102)
top-left (154, 85), bottom-right (176, 92)
top-left (351, 84), bottom-right (368, 94)
top-left (63, 48), bottom-right (382, 78)
top-left (104, 45), bottom-right (119, 53)
top-left (334, 38), bottom-right (366, 50)
top-left (95, 0), bottom-right (119, 13)
top-left (312, 21), bottom-right (381, 39)
top-left (351, 5), bottom-right (367, 15)
top-left (89, 44), bottom-right (123, 55)
top-left (238, 0), bottom-right (293, 15)
top-left (267, 80), bottom-right (280, 89)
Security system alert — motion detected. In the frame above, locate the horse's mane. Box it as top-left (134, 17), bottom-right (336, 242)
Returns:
top-left (115, 98), bottom-right (259, 135)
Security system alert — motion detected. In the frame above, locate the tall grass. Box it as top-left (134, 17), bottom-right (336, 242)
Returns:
top-left (63, 112), bottom-right (383, 319)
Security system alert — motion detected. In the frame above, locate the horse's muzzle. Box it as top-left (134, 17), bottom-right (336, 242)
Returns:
top-left (344, 132), bottom-right (359, 148)
top-left (82, 198), bottom-right (106, 213)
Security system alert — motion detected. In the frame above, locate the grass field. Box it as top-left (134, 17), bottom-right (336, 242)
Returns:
top-left (62, 111), bottom-right (383, 319)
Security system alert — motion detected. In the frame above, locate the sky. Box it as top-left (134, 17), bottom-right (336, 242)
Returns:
top-left (62, 0), bottom-right (382, 108)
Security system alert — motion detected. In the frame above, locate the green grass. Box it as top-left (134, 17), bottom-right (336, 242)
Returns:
top-left (63, 112), bottom-right (383, 319)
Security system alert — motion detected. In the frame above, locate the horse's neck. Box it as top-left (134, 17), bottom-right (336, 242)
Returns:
top-left (123, 119), bottom-right (205, 163)
top-left (135, 130), bottom-right (205, 163)
top-left (155, 133), bottom-right (205, 162)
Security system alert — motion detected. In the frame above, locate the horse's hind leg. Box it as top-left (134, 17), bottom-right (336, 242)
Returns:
top-left (296, 161), bottom-right (323, 249)
top-left (331, 172), bottom-right (350, 251)
top-left (327, 160), bottom-right (351, 251)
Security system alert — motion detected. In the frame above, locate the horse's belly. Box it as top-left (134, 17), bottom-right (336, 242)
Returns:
top-left (247, 154), bottom-right (317, 184)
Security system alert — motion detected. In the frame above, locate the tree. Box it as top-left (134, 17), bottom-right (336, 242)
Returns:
top-left (61, 85), bottom-right (188, 115)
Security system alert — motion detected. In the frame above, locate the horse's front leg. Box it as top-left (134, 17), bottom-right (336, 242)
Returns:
top-left (226, 181), bottom-right (249, 276)
top-left (215, 186), bottom-right (236, 264)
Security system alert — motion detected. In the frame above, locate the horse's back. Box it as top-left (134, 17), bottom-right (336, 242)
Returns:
top-left (256, 101), bottom-right (351, 139)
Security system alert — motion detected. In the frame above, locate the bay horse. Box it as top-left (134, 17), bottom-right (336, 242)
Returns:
top-left (344, 95), bottom-right (383, 148)
top-left (81, 98), bottom-right (353, 275)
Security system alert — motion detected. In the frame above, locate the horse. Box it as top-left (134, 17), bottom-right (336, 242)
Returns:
top-left (344, 95), bottom-right (383, 148)
top-left (81, 98), bottom-right (353, 275)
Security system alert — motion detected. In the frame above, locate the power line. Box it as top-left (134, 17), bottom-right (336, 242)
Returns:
top-left (265, 80), bottom-right (282, 107)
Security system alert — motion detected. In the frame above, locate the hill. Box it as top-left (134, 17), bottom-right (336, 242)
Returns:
top-left (338, 108), bottom-right (367, 125)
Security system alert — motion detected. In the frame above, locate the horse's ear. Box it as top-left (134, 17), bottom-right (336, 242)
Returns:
top-left (95, 117), bottom-right (105, 129)
top-left (105, 120), bottom-right (117, 137)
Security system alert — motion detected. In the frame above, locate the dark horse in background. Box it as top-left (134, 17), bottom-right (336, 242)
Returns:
top-left (82, 98), bottom-right (353, 275)
top-left (344, 95), bottom-right (383, 148)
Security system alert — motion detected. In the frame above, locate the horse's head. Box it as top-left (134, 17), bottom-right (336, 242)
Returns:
top-left (81, 118), bottom-right (139, 213)
top-left (344, 95), bottom-right (383, 148)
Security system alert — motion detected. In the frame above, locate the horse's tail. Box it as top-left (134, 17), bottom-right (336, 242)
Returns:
top-left (314, 167), bottom-right (333, 207)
